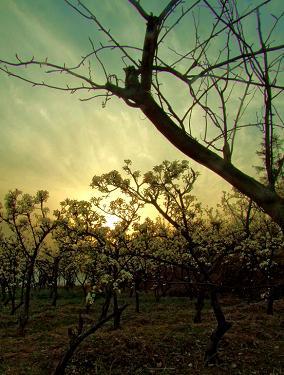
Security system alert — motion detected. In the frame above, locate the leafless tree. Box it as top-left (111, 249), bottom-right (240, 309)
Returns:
top-left (1, 0), bottom-right (283, 229)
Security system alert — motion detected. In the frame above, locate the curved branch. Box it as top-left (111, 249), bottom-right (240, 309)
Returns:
top-left (128, 0), bottom-right (149, 20)
top-left (140, 93), bottom-right (284, 230)
top-left (153, 43), bottom-right (284, 90)
top-left (159, 0), bottom-right (183, 22)
top-left (54, 304), bottom-right (128, 375)
top-left (0, 57), bottom-right (106, 88)
top-left (65, 0), bottom-right (138, 67)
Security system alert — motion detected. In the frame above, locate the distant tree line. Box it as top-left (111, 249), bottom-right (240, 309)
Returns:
top-left (0, 160), bottom-right (283, 367)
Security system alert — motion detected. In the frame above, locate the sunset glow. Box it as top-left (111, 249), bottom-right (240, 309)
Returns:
top-left (105, 214), bottom-right (120, 229)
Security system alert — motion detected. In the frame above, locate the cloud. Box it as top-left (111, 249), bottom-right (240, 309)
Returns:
top-left (3, 1), bottom-right (81, 63)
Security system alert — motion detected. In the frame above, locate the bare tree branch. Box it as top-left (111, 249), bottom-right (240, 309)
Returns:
top-left (128, 0), bottom-right (149, 21)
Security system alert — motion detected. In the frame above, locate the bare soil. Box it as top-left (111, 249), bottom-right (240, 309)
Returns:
top-left (0, 291), bottom-right (283, 374)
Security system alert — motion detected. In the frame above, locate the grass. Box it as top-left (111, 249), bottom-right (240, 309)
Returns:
top-left (0, 288), bottom-right (283, 374)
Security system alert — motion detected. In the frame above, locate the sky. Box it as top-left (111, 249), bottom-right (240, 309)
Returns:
top-left (0, 0), bottom-right (283, 215)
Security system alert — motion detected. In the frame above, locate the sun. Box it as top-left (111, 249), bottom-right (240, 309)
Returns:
top-left (105, 214), bottom-right (120, 229)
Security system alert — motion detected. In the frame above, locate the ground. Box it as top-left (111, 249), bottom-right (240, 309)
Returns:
top-left (0, 289), bottom-right (283, 374)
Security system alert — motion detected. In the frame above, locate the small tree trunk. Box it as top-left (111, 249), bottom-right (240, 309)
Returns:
top-left (154, 285), bottom-right (161, 302)
top-left (11, 300), bottom-right (23, 315)
top-left (12, 279), bottom-right (25, 315)
top-left (3, 295), bottom-right (10, 307)
top-left (113, 292), bottom-right (121, 329)
top-left (193, 290), bottom-right (205, 323)
top-left (129, 287), bottom-right (134, 297)
top-left (204, 289), bottom-right (232, 365)
top-left (1, 282), bottom-right (8, 302)
top-left (135, 289), bottom-right (140, 313)
top-left (81, 284), bottom-right (88, 299)
top-left (18, 260), bottom-right (35, 335)
top-left (51, 258), bottom-right (60, 307)
top-left (19, 278), bottom-right (25, 303)
top-left (64, 273), bottom-right (75, 290)
top-left (54, 304), bottom-right (128, 375)
top-left (52, 281), bottom-right (58, 307)
top-left (99, 288), bottom-right (112, 321)
top-left (134, 278), bottom-right (141, 313)
top-left (266, 286), bottom-right (276, 315)
top-left (9, 286), bottom-right (17, 315)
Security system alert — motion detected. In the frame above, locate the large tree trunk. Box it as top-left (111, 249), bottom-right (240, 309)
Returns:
top-left (139, 93), bottom-right (284, 231)
top-left (108, 81), bottom-right (284, 229)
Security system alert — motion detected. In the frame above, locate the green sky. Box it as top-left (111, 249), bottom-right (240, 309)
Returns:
top-left (0, 0), bottom-right (283, 212)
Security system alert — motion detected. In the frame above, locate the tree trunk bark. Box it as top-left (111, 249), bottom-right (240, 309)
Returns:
top-left (204, 290), bottom-right (232, 365)
top-left (139, 93), bottom-right (284, 231)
